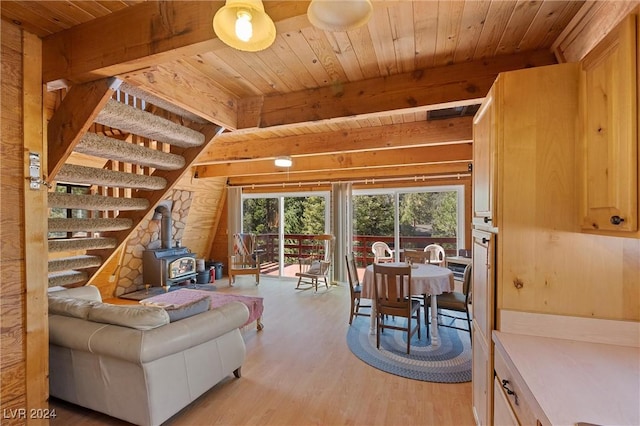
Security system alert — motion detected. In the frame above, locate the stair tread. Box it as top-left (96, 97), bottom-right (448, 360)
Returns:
top-left (57, 164), bottom-right (167, 190)
top-left (49, 237), bottom-right (117, 252)
top-left (48, 192), bottom-right (149, 211)
top-left (95, 99), bottom-right (205, 148)
top-left (48, 255), bottom-right (102, 272)
top-left (75, 133), bottom-right (185, 171)
top-left (49, 217), bottom-right (133, 232)
top-left (48, 270), bottom-right (89, 288)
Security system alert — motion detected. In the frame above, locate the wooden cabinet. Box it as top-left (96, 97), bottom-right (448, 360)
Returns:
top-left (579, 14), bottom-right (638, 234)
top-left (471, 229), bottom-right (495, 425)
top-left (493, 378), bottom-right (519, 426)
top-left (472, 88), bottom-right (496, 229)
top-left (472, 63), bottom-right (580, 426)
top-left (472, 324), bottom-right (491, 426)
top-left (493, 327), bottom-right (640, 425)
top-left (471, 230), bottom-right (494, 342)
top-left (494, 341), bottom-right (540, 426)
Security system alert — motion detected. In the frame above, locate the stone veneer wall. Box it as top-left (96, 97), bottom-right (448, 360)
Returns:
top-left (115, 189), bottom-right (192, 297)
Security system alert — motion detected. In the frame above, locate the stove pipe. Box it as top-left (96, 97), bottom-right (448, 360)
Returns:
top-left (154, 204), bottom-right (172, 249)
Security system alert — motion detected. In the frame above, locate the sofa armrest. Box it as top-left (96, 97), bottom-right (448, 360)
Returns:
top-left (48, 284), bottom-right (102, 302)
top-left (138, 301), bottom-right (249, 362)
top-left (50, 301), bottom-right (250, 364)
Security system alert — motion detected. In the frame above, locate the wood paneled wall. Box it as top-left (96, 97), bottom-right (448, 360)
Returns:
top-left (178, 174), bottom-right (227, 260)
top-left (208, 190), bottom-right (230, 273)
top-left (553, 2), bottom-right (639, 62)
top-left (1, 22), bottom-right (49, 424)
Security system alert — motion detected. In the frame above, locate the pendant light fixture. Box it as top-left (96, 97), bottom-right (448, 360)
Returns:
top-left (307, 0), bottom-right (373, 32)
top-left (213, 0), bottom-right (276, 52)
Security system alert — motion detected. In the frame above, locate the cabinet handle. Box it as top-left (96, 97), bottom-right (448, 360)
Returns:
top-left (610, 215), bottom-right (625, 225)
top-left (501, 379), bottom-right (519, 406)
top-left (483, 217), bottom-right (492, 224)
top-left (482, 238), bottom-right (488, 244)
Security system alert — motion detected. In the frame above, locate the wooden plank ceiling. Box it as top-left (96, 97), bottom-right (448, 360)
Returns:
top-left (2, 0), bottom-right (594, 188)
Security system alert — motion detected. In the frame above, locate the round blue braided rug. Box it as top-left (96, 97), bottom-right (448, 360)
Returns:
top-left (346, 315), bottom-right (472, 383)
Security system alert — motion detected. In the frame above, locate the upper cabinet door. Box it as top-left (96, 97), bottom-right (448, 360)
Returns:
top-left (473, 87), bottom-right (496, 228)
top-left (580, 15), bottom-right (638, 233)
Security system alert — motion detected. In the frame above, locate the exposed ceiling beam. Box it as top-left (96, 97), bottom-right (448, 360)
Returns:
top-left (196, 116), bottom-right (473, 163)
top-left (225, 162), bottom-right (472, 186)
top-left (42, 1), bottom-right (311, 85)
top-left (254, 50), bottom-right (557, 128)
top-left (196, 144), bottom-right (471, 178)
top-left (125, 50), bottom-right (554, 130)
top-left (123, 63), bottom-right (238, 128)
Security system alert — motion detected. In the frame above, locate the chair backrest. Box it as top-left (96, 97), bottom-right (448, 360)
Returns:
top-left (462, 263), bottom-right (472, 302)
top-left (299, 234), bottom-right (335, 276)
top-left (302, 234), bottom-right (334, 261)
top-left (317, 234), bottom-right (335, 262)
top-left (373, 263), bottom-right (412, 312)
top-left (403, 250), bottom-right (431, 264)
top-left (371, 241), bottom-right (392, 262)
top-left (423, 244), bottom-right (445, 264)
top-left (233, 233), bottom-right (256, 256)
top-left (345, 252), bottom-right (360, 293)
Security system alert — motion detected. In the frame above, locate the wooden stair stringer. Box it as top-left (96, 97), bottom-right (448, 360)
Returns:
top-left (47, 77), bottom-right (122, 181)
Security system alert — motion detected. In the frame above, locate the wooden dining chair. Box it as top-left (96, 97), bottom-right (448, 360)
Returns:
top-left (405, 250), bottom-right (434, 336)
top-left (404, 250), bottom-right (431, 264)
top-left (426, 264), bottom-right (472, 341)
top-left (345, 252), bottom-right (371, 324)
top-left (295, 234), bottom-right (334, 291)
top-left (373, 263), bottom-right (421, 354)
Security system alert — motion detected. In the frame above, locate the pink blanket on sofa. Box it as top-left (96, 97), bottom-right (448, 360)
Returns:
top-left (140, 289), bottom-right (264, 329)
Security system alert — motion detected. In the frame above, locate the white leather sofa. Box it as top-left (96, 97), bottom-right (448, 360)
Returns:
top-left (48, 285), bottom-right (249, 426)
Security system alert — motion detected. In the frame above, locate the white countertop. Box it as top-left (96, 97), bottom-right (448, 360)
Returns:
top-left (493, 331), bottom-right (640, 426)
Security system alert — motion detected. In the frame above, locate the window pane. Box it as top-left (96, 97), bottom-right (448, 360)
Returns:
top-left (243, 197), bottom-right (279, 267)
top-left (242, 194), bottom-right (328, 274)
top-left (352, 194), bottom-right (394, 265)
top-left (399, 191), bottom-right (457, 254)
top-left (284, 196), bottom-right (326, 266)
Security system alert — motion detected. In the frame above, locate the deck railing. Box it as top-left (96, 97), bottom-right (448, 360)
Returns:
top-left (254, 233), bottom-right (457, 268)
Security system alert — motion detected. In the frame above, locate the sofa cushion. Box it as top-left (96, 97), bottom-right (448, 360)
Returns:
top-left (165, 297), bottom-right (210, 322)
top-left (88, 303), bottom-right (169, 330)
top-left (48, 296), bottom-right (97, 320)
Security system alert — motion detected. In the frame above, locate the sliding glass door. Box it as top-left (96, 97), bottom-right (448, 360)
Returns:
top-left (242, 192), bottom-right (330, 277)
top-left (352, 185), bottom-right (464, 267)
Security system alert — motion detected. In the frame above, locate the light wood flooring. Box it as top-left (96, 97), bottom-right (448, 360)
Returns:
top-left (50, 276), bottom-right (475, 426)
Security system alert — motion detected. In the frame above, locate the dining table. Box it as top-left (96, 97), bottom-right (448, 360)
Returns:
top-left (361, 262), bottom-right (455, 346)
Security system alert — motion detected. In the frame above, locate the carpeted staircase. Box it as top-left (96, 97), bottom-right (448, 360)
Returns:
top-left (47, 80), bottom-right (222, 288)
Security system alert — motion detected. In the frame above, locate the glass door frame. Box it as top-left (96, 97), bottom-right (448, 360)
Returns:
top-left (242, 190), bottom-right (331, 277)
top-left (352, 184), bottom-right (466, 260)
